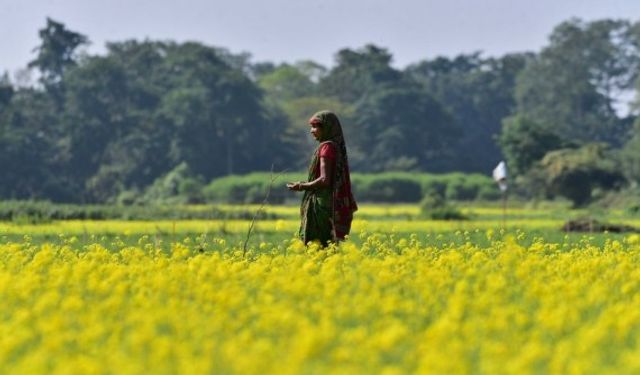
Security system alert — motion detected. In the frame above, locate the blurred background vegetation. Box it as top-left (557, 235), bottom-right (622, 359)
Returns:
top-left (2, 18), bottom-right (640, 208)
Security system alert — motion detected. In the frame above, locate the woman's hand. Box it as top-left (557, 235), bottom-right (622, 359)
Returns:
top-left (288, 156), bottom-right (332, 192)
top-left (286, 182), bottom-right (305, 191)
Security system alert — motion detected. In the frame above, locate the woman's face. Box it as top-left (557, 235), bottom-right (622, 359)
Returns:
top-left (310, 123), bottom-right (322, 141)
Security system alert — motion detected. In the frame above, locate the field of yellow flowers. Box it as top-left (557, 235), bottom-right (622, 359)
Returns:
top-left (2, 205), bottom-right (640, 373)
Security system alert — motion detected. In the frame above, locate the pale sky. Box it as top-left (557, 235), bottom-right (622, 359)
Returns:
top-left (2, 0), bottom-right (640, 78)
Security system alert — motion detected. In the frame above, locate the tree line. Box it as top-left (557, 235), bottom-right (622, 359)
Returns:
top-left (1, 18), bottom-right (639, 206)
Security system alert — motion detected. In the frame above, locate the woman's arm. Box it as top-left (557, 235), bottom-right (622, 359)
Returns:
top-left (288, 157), bottom-right (333, 191)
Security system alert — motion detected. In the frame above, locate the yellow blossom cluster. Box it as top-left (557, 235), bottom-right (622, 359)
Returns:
top-left (1, 234), bottom-right (640, 373)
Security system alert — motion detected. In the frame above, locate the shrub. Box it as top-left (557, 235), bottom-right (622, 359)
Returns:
top-left (137, 163), bottom-right (206, 205)
top-left (477, 184), bottom-right (503, 200)
top-left (203, 173), bottom-right (305, 204)
top-left (419, 191), bottom-right (468, 221)
top-left (428, 207), bottom-right (469, 221)
top-left (445, 178), bottom-right (477, 201)
top-left (355, 175), bottom-right (422, 203)
top-left (420, 179), bottom-right (448, 198)
top-left (203, 172), bottom-right (497, 204)
top-left (532, 143), bottom-right (627, 207)
top-left (443, 173), bottom-right (495, 201)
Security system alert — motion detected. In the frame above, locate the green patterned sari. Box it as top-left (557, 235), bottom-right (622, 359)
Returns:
top-left (299, 144), bottom-right (335, 246)
top-left (299, 111), bottom-right (357, 246)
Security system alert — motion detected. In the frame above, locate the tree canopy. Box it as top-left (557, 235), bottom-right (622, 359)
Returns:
top-left (1, 17), bottom-right (640, 203)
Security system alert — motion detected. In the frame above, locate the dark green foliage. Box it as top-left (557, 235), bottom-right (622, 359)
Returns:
top-left (1, 19), bottom-right (291, 203)
top-left (476, 184), bottom-right (503, 201)
top-left (620, 121), bottom-right (640, 185)
top-left (63, 40), bottom-right (288, 195)
top-left (203, 173), bottom-right (306, 204)
top-left (352, 173), bottom-right (497, 203)
top-left (422, 173), bottom-right (497, 202)
top-left (529, 143), bottom-right (627, 207)
top-left (352, 175), bottom-right (423, 203)
top-left (350, 85), bottom-right (457, 172)
top-left (445, 175), bottom-right (483, 201)
top-left (513, 19), bottom-right (638, 146)
top-left (258, 63), bottom-right (318, 101)
top-left (0, 73), bottom-right (14, 111)
top-left (319, 45), bottom-right (402, 104)
top-left (498, 115), bottom-right (572, 176)
top-left (2, 18), bottom-right (640, 204)
top-left (135, 163), bottom-right (205, 205)
top-left (0, 89), bottom-right (71, 200)
top-left (419, 191), bottom-right (468, 220)
top-left (406, 53), bottom-right (529, 172)
top-left (318, 45), bottom-right (458, 172)
top-left (202, 172), bottom-right (497, 204)
top-left (255, 61), bottom-right (344, 171)
top-left (28, 17), bottom-right (89, 89)
top-left (589, 186), bottom-right (640, 212)
top-left (494, 19), bottom-right (640, 203)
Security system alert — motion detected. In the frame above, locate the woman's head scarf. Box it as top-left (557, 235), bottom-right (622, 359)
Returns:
top-left (308, 110), bottom-right (347, 175)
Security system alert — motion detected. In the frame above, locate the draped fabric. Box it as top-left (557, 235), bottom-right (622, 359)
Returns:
top-left (299, 111), bottom-right (358, 246)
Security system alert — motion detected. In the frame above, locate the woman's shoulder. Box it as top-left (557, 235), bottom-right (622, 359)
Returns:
top-left (319, 141), bottom-right (337, 159)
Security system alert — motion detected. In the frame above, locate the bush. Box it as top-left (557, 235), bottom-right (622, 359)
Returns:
top-left (421, 179), bottom-right (448, 198)
top-left (203, 173), bottom-right (306, 204)
top-left (427, 207), bottom-right (469, 221)
top-left (477, 184), bottom-right (503, 200)
top-left (353, 175), bottom-right (422, 203)
top-left (532, 143), bottom-right (627, 207)
top-left (203, 172), bottom-right (498, 204)
top-left (445, 178), bottom-right (477, 201)
top-left (419, 191), bottom-right (468, 221)
top-left (137, 163), bottom-right (206, 205)
top-left (442, 173), bottom-right (496, 201)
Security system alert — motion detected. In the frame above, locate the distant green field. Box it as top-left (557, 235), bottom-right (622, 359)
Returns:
top-left (1, 203), bottom-right (636, 251)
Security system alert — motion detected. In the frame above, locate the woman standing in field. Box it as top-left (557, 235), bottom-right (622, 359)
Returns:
top-left (287, 110), bottom-right (358, 246)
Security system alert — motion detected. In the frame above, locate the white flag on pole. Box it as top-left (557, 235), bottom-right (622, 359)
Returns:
top-left (493, 161), bottom-right (508, 192)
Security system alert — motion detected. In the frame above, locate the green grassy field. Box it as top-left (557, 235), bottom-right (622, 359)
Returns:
top-left (1, 202), bottom-right (636, 250)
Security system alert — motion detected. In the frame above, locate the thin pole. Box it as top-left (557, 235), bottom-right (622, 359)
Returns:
top-left (502, 190), bottom-right (507, 230)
